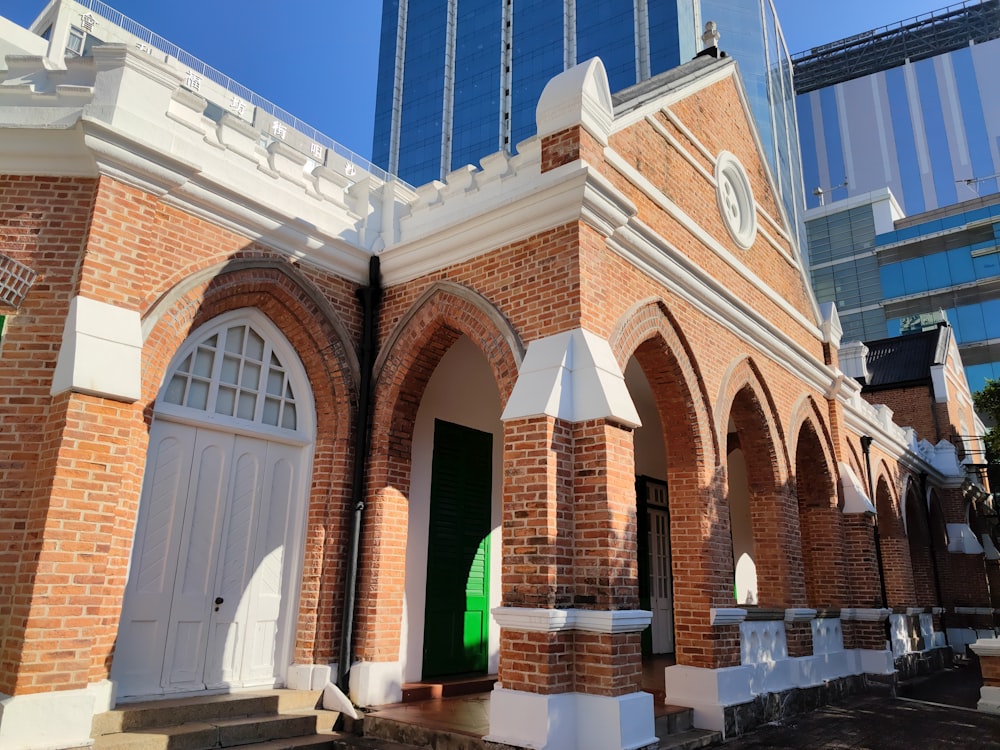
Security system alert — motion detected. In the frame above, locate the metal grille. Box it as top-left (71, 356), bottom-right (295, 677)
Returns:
top-left (0, 254), bottom-right (37, 308)
top-left (792, 1), bottom-right (1000, 94)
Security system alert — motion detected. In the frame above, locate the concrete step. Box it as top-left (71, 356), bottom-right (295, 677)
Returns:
top-left (655, 704), bottom-right (694, 736)
top-left (362, 714), bottom-right (487, 750)
top-left (401, 675), bottom-right (496, 703)
top-left (325, 734), bottom-right (425, 750)
top-left (657, 728), bottom-right (723, 750)
top-left (93, 712), bottom-right (325, 750)
top-left (94, 691), bottom-right (321, 735)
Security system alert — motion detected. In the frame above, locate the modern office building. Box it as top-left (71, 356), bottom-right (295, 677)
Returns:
top-left (806, 188), bottom-right (1000, 392)
top-left (793, 0), bottom-right (1000, 216)
top-left (372, 0), bottom-right (805, 249)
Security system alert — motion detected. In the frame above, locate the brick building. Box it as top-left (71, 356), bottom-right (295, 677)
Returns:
top-left (0, 12), bottom-right (996, 750)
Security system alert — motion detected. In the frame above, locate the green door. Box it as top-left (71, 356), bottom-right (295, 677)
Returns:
top-left (422, 419), bottom-right (492, 678)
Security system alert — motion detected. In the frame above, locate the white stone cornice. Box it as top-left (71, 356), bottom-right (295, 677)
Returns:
top-left (603, 214), bottom-right (836, 399)
top-left (709, 608), bottom-right (748, 626)
top-left (491, 607), bottom-right (652, 634)
top-left (841, 608), bottom-right (891, 622)
top-left (970, 638), bottom-right (1000, 658)
top-left (785, 608), bottom-right (818, 623)
top-left (383, 160), bottom-right (633, 286)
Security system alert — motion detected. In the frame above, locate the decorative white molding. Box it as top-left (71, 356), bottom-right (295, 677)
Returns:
top-left (501, 328), bottom-right (641, 428)
top-left (715, 151), bottom-right (757, 250)
top-left (785, 608), bottom-right (817, 623)
top-left (50, 296), bottom-right (142, 402)
top-left (839, 462), bottom-right (876, 515)
top-left (535, 57), bottom-right (614, 146)
top-left (709, 608), bottom-right (748, 626)
top-left (819, 302), bottom-right (843, 348)
top-left (946, 524), bottom-right (985, 554)
top-left (841, 608), bottom-right (891, 622)
top-left (970, 638), bottom-right (1000, 658)
top-left (491, 607), bottom-right (651, 634)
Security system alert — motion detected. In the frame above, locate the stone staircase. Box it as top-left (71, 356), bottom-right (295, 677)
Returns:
top-left (91, 690), bottom-right (342, 750)
top-left (89, 688), bottom-right (721, 750)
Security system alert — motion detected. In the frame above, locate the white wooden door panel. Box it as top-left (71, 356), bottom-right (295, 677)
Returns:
top-left (241, 444), bottom-right (298, 684)
top-left (113, 423), bottom-right (195, 697)
top-left (162, 431), bottom-right (232, 691)
top-left (206, 439), bottom-right (263, 688)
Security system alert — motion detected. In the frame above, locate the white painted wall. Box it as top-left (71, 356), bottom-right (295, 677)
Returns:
top-left (400, 336), bottom-right (504, 681)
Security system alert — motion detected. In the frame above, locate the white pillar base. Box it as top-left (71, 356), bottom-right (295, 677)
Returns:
top-left (0, 680), bottom-right (111, 750)
top-left (286, 663), bottom-right (336, 691)
top-left (348, 661), bottom-right (402, 707)
top-left (855, 648), bottom-right (894, 675)
top-left (663, 664), bottom-right (754, 734)
top-left (485, 687), bottom-right (656, 750)
top-left (978, 686), bottom-right (1000, 715)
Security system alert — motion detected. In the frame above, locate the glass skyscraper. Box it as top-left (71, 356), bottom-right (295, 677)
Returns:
top-left (372, 1), bottom-right (805, 247)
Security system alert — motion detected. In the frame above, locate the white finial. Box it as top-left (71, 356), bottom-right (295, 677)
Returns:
top-left (702, 21), bottom-right (720, 50)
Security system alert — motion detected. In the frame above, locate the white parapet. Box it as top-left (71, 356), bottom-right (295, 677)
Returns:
top-left (486, 686), bottom-right (657, 750)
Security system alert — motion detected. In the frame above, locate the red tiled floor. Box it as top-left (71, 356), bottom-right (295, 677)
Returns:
top-left (367, 653), bottom-right (678, 738)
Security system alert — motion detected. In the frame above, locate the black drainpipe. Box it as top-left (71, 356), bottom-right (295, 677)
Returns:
top-left (338, 255), bottom-right (382, 692)
top-left (860, 435), bottom-right (891, 643)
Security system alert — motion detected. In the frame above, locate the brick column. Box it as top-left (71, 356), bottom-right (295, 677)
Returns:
top-left (970, 639), bottom-right (1000, 715)
top-left (489, 326), bottom-right (655, 750)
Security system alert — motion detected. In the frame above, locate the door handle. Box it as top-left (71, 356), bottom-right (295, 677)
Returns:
top-left (214, 596), bottom-right (224, 611)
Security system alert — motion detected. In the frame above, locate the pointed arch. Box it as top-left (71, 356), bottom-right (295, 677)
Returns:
top-left (139, 260), bottom-right (358, 668)
top-left (610, 298), bottom-right (719, 478)
top-left (789, 396), bottom-right (846, 607)
top-left (609, 299), bottom-right (729, 667)
top-left (358, 282), bottom-right (523, 664)
top-left (717, 355), bottom-right (804, 607)
top-left (874, 471), bottom-right (916, 607)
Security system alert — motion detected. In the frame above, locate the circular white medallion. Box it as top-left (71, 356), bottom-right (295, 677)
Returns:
top-left (715, 152), bottom-right (757, 250)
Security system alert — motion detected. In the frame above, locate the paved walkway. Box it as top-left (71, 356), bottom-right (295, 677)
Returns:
top-left (723, 663), bottom-right (1000, 749)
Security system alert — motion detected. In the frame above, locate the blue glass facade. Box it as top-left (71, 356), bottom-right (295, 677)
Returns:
top-left (796, 35), bottom-right (1000, 216)
top-left (807, 196), bottom-right (1000, 394)
top-left (575, 2), bottom-right (636, 93)
top-left (452, 0), bottom-right (503, 171)
top-left (510, 0), bottom-right (564, 149)
top-left (373, 1), bottom-right (807, 247)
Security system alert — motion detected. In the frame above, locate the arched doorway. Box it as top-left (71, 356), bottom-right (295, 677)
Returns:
top-left (113, 309), bottom-right (315, 699)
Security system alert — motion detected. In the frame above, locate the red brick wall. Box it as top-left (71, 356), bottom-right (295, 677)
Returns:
top-left (0, 173), bottom-right (360, 694)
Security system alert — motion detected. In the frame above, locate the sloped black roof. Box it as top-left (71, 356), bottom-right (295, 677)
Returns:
top-left (862, 325), bottom-right (950, 389)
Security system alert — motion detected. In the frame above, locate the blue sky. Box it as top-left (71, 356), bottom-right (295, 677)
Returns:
top-left (2, 0), bottom-right (956, 160)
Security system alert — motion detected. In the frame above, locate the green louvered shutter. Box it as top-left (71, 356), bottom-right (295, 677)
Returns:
top-left (422, 419), bottom-right (492, 677)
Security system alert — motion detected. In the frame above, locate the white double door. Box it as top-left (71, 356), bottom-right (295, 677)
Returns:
top-left (114, 419), bottom-right (302, 698)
